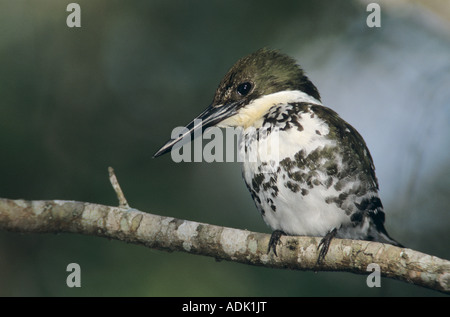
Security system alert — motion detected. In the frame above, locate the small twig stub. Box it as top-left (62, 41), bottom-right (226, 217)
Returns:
top-left (108, 167), bottom-right (130, 208)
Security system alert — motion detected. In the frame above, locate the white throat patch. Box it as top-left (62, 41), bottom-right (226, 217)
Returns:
top-left (217, 90), bottom-right (322, 129)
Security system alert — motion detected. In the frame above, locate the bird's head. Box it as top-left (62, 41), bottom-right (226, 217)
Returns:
top-left (153, 48), bottom-right (320, 157)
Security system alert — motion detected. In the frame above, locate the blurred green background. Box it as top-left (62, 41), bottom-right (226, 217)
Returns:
top-left (0, 0), bottom-right (449, 296)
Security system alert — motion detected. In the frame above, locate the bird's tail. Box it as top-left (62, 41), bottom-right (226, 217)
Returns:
top-left (369, 213), bottom-right (404, 247)
top-left (377, 232), bottom-right (404, 248)
top-left (371, 224), bottom-right (404, 247)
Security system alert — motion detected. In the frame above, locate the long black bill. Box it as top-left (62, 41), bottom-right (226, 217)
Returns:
top-left (153, 100), bottom-right (244, 158)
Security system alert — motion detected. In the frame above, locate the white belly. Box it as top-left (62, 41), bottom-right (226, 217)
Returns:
top-left (240, 108), bottom-right (354, 237)
top-left (242, 161), bottom-right (353, 237)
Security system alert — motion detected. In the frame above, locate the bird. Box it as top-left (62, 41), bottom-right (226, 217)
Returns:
top-left (153, 48), bottom-right (403, 264)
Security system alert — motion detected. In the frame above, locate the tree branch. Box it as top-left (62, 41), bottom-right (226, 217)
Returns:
top-left (0, 197), bottom-right (449, 294)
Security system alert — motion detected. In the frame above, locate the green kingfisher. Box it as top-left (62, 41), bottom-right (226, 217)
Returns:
top-left (154, 48), bottom-right (403, 263)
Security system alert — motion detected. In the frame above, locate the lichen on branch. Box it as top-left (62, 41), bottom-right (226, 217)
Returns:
top-left (0, 197), bottom-right (449, 294)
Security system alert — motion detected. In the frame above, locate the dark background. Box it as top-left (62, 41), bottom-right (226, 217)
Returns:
top-left (0, 0), bottom-right (449, 296)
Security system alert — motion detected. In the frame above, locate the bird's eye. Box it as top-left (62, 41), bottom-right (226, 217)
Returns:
top-left (236, 82), bottom-right (252, 96)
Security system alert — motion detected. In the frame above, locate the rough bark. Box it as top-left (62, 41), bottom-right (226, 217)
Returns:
top-left (0, 197), bottom-right (449, 294)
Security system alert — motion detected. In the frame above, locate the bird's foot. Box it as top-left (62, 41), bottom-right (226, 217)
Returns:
top-left (268, 230), bottom-right (286, 256)
top-left (316, 228), bottom-right (337, 265)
